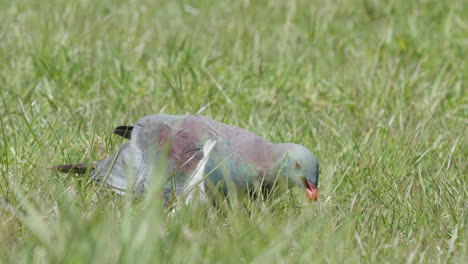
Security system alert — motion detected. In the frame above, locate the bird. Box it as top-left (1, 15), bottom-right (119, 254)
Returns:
top-left (55, 115), bottom-right (319, 203)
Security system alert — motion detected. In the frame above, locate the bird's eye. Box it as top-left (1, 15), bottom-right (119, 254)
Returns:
top-left (295, 161), bottom-right (301, 169)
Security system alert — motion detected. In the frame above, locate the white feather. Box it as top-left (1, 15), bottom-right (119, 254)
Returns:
top-left (184, 139), bottom-right (216, 203)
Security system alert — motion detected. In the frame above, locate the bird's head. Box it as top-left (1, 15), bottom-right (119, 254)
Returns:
top-left (278, 143), bottom-right (319, 201)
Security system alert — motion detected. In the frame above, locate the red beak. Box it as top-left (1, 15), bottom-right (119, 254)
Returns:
top-left (305, 180), bottom-right (318, 201)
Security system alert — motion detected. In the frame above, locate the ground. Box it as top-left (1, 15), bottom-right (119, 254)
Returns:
top-left (0, 0), bottom-right (466, 263)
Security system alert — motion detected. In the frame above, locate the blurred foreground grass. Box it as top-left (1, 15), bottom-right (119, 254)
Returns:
top-left (0, 0), bottom-right (466, 263)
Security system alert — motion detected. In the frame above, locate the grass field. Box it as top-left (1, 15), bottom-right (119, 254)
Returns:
top-left (0, 0), bottom-right (467, 263)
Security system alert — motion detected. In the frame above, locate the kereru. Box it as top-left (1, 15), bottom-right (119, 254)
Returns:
top-left (55, 115), bottom-right (319, 202)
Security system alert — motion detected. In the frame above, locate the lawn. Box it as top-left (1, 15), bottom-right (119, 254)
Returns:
top-left (0, 0), bottom-right (466, 263)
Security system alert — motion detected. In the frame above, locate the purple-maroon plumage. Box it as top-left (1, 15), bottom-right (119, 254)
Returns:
top-left (55, 115), bottom-right (320, 202)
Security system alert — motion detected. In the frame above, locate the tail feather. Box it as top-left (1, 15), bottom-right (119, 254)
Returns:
top-left (114, 126), bottom-right (133, 139)
top-left (54, 143), bottom-right (146, 196)
top-left (53, 163), bottom-right (96, 174)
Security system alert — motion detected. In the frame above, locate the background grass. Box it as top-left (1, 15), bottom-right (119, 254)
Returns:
top-left (0, 0), bottom-right (466, 263)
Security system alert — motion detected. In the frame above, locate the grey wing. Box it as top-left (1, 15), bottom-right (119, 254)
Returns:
top-left (92, 142), bottom-right (148, 195)
top-left (92, 115), bottom-right (182, 195)
top-left (92, 114), bottom-right (214, 198)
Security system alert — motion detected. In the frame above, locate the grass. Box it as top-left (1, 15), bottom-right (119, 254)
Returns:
top-left (0, 0), bottom-right (466, 262)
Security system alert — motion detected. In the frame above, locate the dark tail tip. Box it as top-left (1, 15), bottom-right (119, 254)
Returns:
top-left (52, 163), bottom-right (95, 174)
top-left (114, 126), bottom-right (133, 139)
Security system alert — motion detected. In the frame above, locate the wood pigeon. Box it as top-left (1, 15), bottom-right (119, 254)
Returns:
top-left (55, 115), bottom-right (319, 203)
